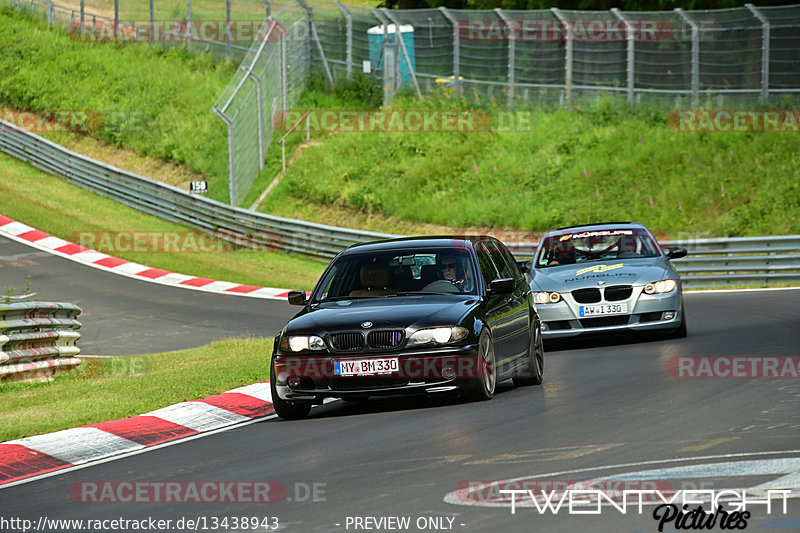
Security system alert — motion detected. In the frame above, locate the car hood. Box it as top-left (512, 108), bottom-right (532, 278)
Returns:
top-left (529, 259), bottom-right (672, 291)
top-left (285, 295), bottom-right (479, 334)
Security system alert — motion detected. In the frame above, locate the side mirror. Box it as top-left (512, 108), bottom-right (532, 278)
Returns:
top-left (516, 259), bottom-right (531, 274)
top-left (665, 246), bottom-right (688, 260)
top-left (287, 290), bottom-right (307, 306)
top-left (489, 278), bottom-right (515, 295)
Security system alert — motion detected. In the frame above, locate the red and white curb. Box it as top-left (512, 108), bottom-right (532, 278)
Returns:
top-left (0, 382), bottom-right (274, 486)
top-left (0, 215), bottom-right (302, 300)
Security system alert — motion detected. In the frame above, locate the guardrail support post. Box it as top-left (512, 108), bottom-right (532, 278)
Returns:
top-left (439, 7), bottom-right (460, 98)
top-left (676, 9), bottom-right (699, 107)
top-left (746, 4), bottom-right (770, 101)
top-left (552, 8), bottom-right (572, 108)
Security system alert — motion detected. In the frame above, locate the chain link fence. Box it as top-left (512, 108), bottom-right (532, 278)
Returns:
top-left (315, 3), bottom-right (800, 107)
top-left (5, 0), bottom-right (800, 209)
top-left (5, 0), bottom-right (277, 59)
top-left (212, 1), bottom-right (314, 206)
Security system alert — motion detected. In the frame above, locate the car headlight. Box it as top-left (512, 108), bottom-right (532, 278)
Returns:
top-left (643, 279), bottom-right (677, 294)
top-left (534, 291), bottom-right (562, 304)
top-left (280, 335), bottom-right (326, 352)
top-left (408, 326), bottom-right (468, 346)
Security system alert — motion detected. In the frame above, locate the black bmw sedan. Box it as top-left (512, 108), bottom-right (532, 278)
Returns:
top-left (270, 236), bottom-right (544, 419)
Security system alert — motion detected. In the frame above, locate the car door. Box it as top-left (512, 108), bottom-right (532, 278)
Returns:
top-left (476, 240), bottom-right (521, 378)
top-left (489, 239), bottom-right (532, 376)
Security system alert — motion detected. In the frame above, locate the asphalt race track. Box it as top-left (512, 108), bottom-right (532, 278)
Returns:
top-left (3, 234), bottom-right (800, 533)
top-left (0, 235), bottom-right (296, 354)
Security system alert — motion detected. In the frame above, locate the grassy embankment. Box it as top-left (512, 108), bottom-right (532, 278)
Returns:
top-left (0, 5), bottom-right (233, 201)
top-left (261, 87), bottom-right (800, 239)
top-left (0, 338), bottom-right (273, 442)
top-left (0, 153), bottom-right (325, 290)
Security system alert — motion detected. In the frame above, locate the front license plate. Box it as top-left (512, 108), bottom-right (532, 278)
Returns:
top-left (334, 357), bottom-right (399, 376)
top-left (579, 304), bottom-right (628, 317)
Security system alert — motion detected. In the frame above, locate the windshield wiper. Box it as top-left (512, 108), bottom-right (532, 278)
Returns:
top-left (392, 291), bottom-right (456, 296)
top-left (318, 295), bottom-right (375, 302)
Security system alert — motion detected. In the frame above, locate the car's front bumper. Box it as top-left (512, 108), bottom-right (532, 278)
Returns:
top-left (272, 344), bottom-right (481, 401)
top-left (536, 286), bottom-right (683, 339)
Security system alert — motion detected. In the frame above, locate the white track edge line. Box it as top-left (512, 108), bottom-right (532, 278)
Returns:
top-left (0, 398), bottom-right (342, 490)
top-left (0, 414), bottom-right (278, 490)
top-left (0, 228), bottom-right (292, 301)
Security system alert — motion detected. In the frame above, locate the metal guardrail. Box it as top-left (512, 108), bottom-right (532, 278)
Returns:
top-left (316, 3), bottom-right (800, 107)
top-left (0, 302), bottom-right (82, 382)
top-left (664, 235), bottom-right (800, 288)
top-left (507, 236), bottom-right (800, 289)
top-left (0, 118), bottom-right (396, 260)
top-left (1, 118), bottom-right (798, 289)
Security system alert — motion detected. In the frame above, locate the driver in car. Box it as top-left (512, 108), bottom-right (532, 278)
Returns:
top-left (438, 254), bottom-right (473, 291)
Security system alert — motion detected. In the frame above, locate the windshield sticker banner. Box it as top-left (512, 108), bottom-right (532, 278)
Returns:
top-left (576, 263), bottom-right (624, 276)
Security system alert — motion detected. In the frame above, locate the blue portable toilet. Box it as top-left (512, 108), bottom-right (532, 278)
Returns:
top-left (367, 24), bottom-right (416, 87)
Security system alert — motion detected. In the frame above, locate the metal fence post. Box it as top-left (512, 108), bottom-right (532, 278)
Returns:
top-left (746, 3), bottom-right (770, 101)
top-left (296, 0), bottom-right (333, 83)
top-left (296, 0), bottom-right (313, 72)
top-left (282, 36), bottom-right (288, 119)
top-left (213, 109), bottom-right (236, 206)
top-left (245, 68), bottom-right (265, 170)
top-left (381, 8), bottom-right (422, 98)
top-left (439, 7), bottom-right (460, 98)
top-left (335, 1), bottom-right (353, 81)
top-left (226, 0), bottom-right (232, 57)
top-left (495, 8), bottom-right (514, 108)
top-left (552, 8), bottom-right (572, 108)
top-left (149, 0), bottom-right (154, 42)
top-left (47, 0), bottom-right (53, 25)
top-left (612, 8), bottom-right (635, 105)
top-left (676, 9), bottom-right (699, 107)
top-left (187, 0), bottom-right (192, 52)
top-left (370, 8), bottom-right (395, 105)
top-left (80, 0), bottom-right (84, 34)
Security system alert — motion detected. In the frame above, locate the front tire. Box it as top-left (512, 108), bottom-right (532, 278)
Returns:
top-left (467, 331), bottom-right (496, 401)
top-left (270, 357), bottom-right (311, 420)
top-left (513, 319), bottom-right (544, 386)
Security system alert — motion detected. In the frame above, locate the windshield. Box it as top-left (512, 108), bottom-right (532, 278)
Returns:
top-left (535, 228), bottom-right (662, 268)
top-left (313, 247), bottom-right (478, 301)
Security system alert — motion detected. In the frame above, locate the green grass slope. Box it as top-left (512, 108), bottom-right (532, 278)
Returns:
top-left (262, 93), bottom-right (800, 238)
top-left (0, 6), bottom-right (234, 201)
